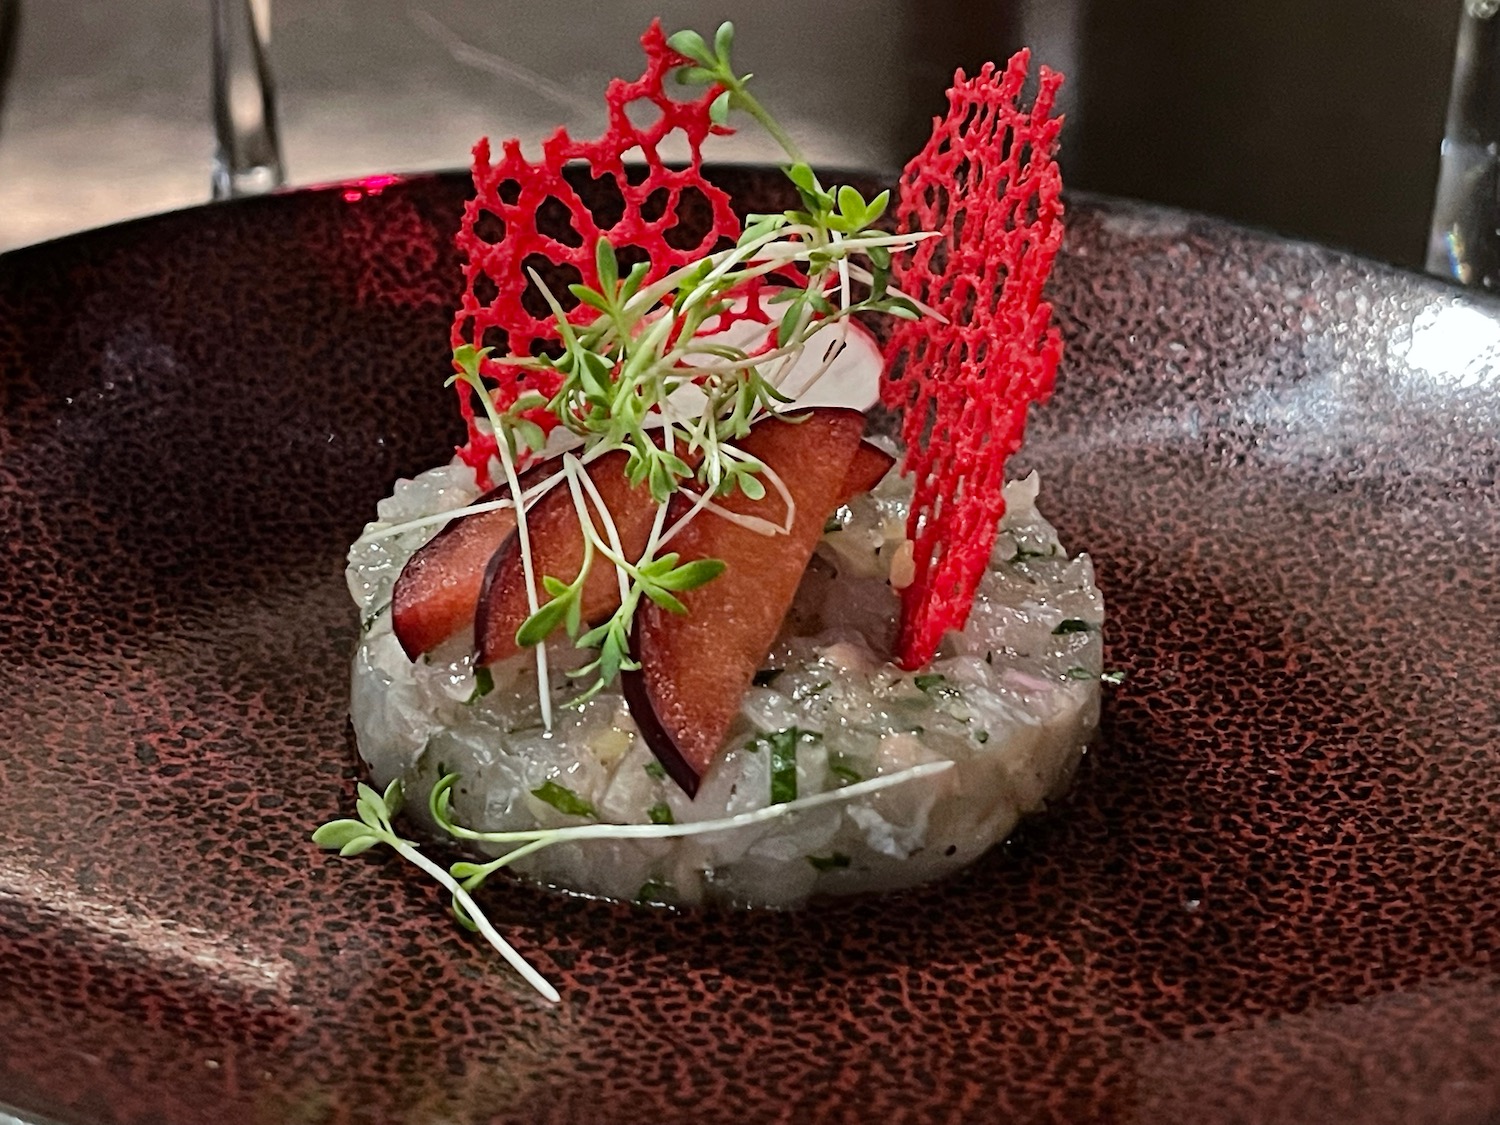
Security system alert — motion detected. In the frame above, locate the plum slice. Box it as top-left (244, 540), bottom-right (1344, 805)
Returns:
top-left (392, 430), bottom-right (891, 663)
top-left (391, 456), bottom-right (562, 660)
top-left (621, 407), bottom-right (866, 796)
top-left (475, 450), bottom-right (662, 666)
top-left (838, 439), bottom-right (895, 500)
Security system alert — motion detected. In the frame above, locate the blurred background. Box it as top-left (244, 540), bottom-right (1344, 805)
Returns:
top-left (0, 0), bottom-right (1462, 266)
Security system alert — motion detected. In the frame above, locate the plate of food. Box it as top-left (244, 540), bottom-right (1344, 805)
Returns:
top-left (2, 20), bottom-right (1497, 1125)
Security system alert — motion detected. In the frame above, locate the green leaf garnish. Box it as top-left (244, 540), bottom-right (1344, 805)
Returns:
top-left (595, 236), bottom-right (619, 293)
top-left (644, 760), bottom-right (668, 781)
top-left (310, 818), bottom-right (377, 854)
top-left (531, 780), bottom-right (597, 818)
top-left (647, 803), bottom-right (675, 825)
top-left (465, 665), bottom-right (495, 704)
top-left (748, 727), bottom-right (821, 804)
top-left (647, 556), bottom-right (727, 592)
top-left (515, 595), bottom-right (572, 648)
top-left (774, 735), bottom-right (798, 804)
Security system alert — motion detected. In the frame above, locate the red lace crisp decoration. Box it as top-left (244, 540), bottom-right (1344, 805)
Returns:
top-left (451, 20), bottom-right (743, 484)
top-left (881, 50), bottom-right (1066, 669)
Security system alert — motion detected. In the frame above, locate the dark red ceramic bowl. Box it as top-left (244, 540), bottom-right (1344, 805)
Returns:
top-left (1, 169), bottom-right (1498, 1125)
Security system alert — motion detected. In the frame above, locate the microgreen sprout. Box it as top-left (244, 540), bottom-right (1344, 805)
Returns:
top-left (1052, 618), bottom-right (1098, 635)
top-left (669, 23), bottom-right (804, 163)
top-left (311, 781), bottom-right (562, 1003)
top-left (450, 343), bottom-right (556, 729)
top-left (436, 21), bottom-right (938, 711)
top-left (316, 730), bottom-right (951, 1001)
top-left (316, 762), bottom-right (952, 1001)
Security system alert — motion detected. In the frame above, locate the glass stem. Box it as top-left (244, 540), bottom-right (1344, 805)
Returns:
top-left (1427, 1), bottom-right (1500, 287)
top-left (211, 0), bottom-right (285, 200)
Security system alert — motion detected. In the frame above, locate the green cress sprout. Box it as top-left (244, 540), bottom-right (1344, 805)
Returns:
top-left (314, 763), bottom-right (951, 1002)
top-left (310, 780), bottom-right (562, 1002)
top-left (416, 21), bottom-right (935, 710)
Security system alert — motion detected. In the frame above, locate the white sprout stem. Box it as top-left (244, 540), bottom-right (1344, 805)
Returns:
top-left (563, 453), bottom-right (632, 605)
top-left (568, 510), bottom-right (634, 574)
top-left (672, 304), bottom-right (865, 382)
top-left (692, 291), bottom-right (891, 372)
top-left (624, 224), bottom-right (800, 317)
top-left (446, 760), bottom-right (955, 847)
top-left (812, 229), bottom-right (943, 250)
top-left (815, 228), bottom-right (856, 404)
top-left (484, 835), bottom-right (554, 869)
top-left (679, 225), bottom-right (793, 310)
top-left (759, 343), bottom-right (800, 408)
top-left (388, 837), bottom-right (560, 1004)
top-left (751, 316), bottom-right (850, 418)
top-left (640, 494), bottom-right (673, 564)
top-left (835, 230), bottom-right (852, 312)
top-left (730, 231), bottom-right (935, 284)
top-left (660, 264), bottom-right (797, 365)
top-left (676, 498), bottom-right (784, 538)
top-left (355, 470), bottom-right (565, 544)
top-left (673, 407), bottom-right (712, 455)
top-left (776, 326), bottom-right (847, 406)
top-left (492, 427), bottom-right (553, 733)
top-left (354, 436), bottom-right (632, 546)
top-left (556, 460), bottom-right (649, 578)
top-left (656, 482), bottom-right (721, 549)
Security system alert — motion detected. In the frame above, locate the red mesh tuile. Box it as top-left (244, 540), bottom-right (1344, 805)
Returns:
top-left (450, 20), bottom-right (750, 486)
top-left (881, 50), bottom-right (1066, 670)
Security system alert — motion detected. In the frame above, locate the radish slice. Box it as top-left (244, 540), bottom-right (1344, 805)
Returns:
top-left (672, 308), bottom-right (883, 416)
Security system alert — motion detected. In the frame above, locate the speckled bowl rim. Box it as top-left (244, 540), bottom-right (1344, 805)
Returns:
top-left (1, 167), bottom-right (1498, 1125)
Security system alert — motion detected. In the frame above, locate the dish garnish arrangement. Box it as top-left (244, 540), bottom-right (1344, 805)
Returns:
top-left (316, 21), bottom-right (1103, 1002)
